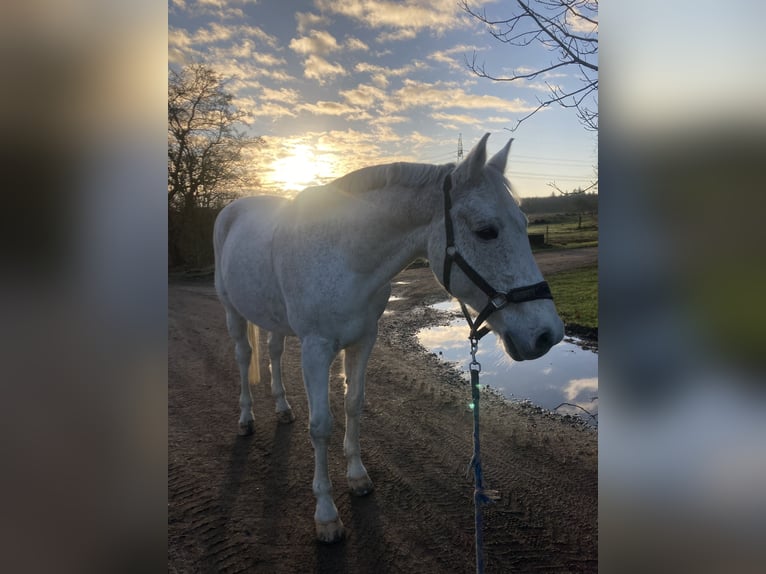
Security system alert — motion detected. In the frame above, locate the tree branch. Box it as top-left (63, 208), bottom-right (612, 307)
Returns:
top-left (515, 0), bottom-right (597, 71)
top-left (461, 0), bottom-right (598, 132)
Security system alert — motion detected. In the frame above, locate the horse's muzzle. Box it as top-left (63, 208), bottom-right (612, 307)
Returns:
top-left (503, 326), bottom-right (561, 361)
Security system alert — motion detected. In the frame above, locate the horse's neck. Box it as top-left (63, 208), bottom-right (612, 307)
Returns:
top-left (339, 185), bottom-right (438, 281)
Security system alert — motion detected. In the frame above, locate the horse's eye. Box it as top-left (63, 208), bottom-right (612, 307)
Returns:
top-left (474, 226), bottom-right (499, 241)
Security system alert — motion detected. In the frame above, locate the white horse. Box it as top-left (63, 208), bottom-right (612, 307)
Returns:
top-left (213, 134), bottom-right (564, 542)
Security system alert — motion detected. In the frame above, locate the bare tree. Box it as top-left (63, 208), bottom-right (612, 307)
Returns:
top-left (168, 64), bottom-right (261, 211)
top-left (461, 0), bottom-right (598, 132)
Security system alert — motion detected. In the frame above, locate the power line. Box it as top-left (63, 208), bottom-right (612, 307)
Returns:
top-left (420, 150), bottom-right (458, 163)
top-left (513, 172), bottom-right (592, 181)
top-left (512, 154), bottom-right (594, 165)
top-left (418, 147), bottom-right (595, 174)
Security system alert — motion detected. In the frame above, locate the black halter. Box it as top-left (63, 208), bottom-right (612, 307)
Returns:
top-left (441, 173), bottom-right (553, 341)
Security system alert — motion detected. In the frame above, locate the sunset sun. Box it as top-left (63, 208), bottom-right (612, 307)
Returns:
top-left (270, 144), bottom-right (335, 194)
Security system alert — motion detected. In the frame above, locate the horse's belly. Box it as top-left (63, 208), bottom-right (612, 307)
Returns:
top-left (282, 279), bottom-right (391, 345)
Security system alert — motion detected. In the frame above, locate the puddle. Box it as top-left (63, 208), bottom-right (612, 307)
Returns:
top-left (429, 300), bottom-right (462, 313)
top-left (417, 300), bottom-right (598, 425)
top-left (388, 295), bottom-right (406, 302)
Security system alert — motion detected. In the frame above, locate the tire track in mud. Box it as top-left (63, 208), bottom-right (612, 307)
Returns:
top-left (359, 350), bottom-right (596, 573)
top-left (169, 279), bottom-right (597, 573)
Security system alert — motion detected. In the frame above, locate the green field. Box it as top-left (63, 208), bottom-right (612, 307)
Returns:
top-left (546, 264), bottom-right (598, 330)
top-left (528, 213), bottom-right (598, 249)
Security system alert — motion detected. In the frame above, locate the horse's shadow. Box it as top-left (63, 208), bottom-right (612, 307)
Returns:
top-left (260, 420), bottom-right (295, 546)
top-left (314, 485), bottom-right (387, 573)
top-left (207, 418), bottom-right (295, 568)
top-left (217, 432), bottom-right (254, 514)
top-left (349, 491), bottom-right (386, 572)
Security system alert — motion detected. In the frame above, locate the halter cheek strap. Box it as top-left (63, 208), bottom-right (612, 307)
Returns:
top-left (441, 173), bottom-right (553, 340)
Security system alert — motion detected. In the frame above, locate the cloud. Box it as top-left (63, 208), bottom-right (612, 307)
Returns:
top-left (430, 111), bottom-right (481, 126)
top-left (370, 73), bottom-right (389, 88)
top-left (222, 39), bottom-right (287, 68)
top-left (431, 111), bottom-right (513, 131)
top-left (190, 22), bottom-right (277, 47)
top-left (388, 79), bottom-right (536, 114)
top-left (295, 11), bottom-right (329, 34)
top-left (345, 37), bottom-right (369, 51)
top-left (289, 29), bottom-right (341, 55)
top-left (299, 100), bottom-right (362, 117)
top-left (370, 114), bottom-right (408, 125)
top-left (169, 22), bottom-right (280, 62)
top-left (564, 378), bottom-right (598, 403)
top-left (340, 83), bottom-right (386, 106)
top-left (169, 30), bottom-right (297, 91)
top-left (566, 11), bottom-right (598, 34)
top-left (376, 28), bottom-right (418, 43)
top-left (197, 0), bottom-right (259, 6)
top-left (251, 102), bottom-right (298, 119)
top-left (409, 131), bottom-right (436, 147)
top-left (171, 0), bottom-right (260, 20)
top-left (168, 27), bottom-right (197, 64)
top-left (428, 44), bottom-right (480, 71)
top-left (260, 87), bottom-right (300, 104)
top-left (314, 0), bottom-right (470, 38)
top-left (526, 81), bottom-right (563, 93)
top-left (251, 51), bottom-right (288, 68)
top-left (233, 96), bottom-right (297, 122)
top-left (302, 54), bottom-right (347, 83)
top-left (354, 60), bottom-right (429, 88)
top-left (486, 116), bottom-right (512, 123)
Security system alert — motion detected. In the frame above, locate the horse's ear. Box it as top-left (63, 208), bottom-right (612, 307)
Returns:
top-left (452, 132), bottom-right (490, 187)
top-left (487, 138), bottom-right (514, 174)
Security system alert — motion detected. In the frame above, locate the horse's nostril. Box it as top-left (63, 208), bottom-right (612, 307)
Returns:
top-left (535, 329), bottom-right (554, 353)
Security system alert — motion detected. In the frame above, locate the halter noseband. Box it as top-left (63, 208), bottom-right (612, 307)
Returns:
top-left (441, 173), bottom-right (553, 341)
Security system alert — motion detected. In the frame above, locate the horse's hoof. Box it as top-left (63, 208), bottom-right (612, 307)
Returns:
top-left (238, 420), bottom-right (254, 436)
top-left (348, 475), bottom-right (374, 496)
top-left (316, 517), bottom-right (345, 543)
top-left (276, 409), bottom-right (296, 424)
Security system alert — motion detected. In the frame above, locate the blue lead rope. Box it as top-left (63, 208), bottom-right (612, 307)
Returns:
top-left (468, 338), bottom-right (493, 574)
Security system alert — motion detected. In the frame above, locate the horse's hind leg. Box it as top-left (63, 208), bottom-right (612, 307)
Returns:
top-left (267, 332), bottom-right (295, 424)
top-left (224, 307), bottom-right (255, 436)
top-left (343, 325), bottom-right (377, 496)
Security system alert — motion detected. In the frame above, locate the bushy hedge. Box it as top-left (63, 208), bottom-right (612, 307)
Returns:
top-left (168, 206), bottom-right (221, 270)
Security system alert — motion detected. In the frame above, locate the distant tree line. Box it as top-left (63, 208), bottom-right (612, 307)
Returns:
top-left (521, 191), bottom-right (598, 215)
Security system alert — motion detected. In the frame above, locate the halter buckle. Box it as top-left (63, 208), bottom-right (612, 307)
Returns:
top-left (490, 293), bottom-right (507, 310)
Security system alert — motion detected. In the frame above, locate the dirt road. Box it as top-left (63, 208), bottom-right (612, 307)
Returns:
top-left (169, 248), bottom-right (597, 573)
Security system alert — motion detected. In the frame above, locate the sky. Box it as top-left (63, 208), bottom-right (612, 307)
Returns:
top-left (169, 0), bottom-right (598, 198)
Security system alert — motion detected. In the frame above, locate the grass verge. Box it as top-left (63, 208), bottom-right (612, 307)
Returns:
top-left (546, 264), bottom-right (598, 333)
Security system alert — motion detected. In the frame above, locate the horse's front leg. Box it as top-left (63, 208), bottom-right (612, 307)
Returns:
top-left (301, 336), bottom-right (343, 543)
top-left (343, 326), bottom-right (377, 496)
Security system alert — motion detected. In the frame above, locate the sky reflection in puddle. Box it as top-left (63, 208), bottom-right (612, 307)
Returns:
top-left (417, 301), bottom-right (598, 424)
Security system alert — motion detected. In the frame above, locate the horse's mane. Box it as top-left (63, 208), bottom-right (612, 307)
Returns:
top-left (330, 162), bottom-right (455, 193)
top-left (293, 159), bottom-right (520, 204)
top-left (327, 161), bottom-right (455, 195)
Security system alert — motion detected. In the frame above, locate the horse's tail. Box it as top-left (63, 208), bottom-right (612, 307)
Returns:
top-left (246, 322), bottom-right (261, 385)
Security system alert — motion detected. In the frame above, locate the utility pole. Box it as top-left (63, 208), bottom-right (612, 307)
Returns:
top-left (457, 133), bottom-right (464, 162)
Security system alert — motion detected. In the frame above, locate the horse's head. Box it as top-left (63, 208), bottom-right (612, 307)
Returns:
top-left (428, 133), bottom-right (564, 361)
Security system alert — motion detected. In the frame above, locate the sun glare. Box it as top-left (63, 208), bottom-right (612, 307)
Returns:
top-left (269, 144), bottom-right (335, 194)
